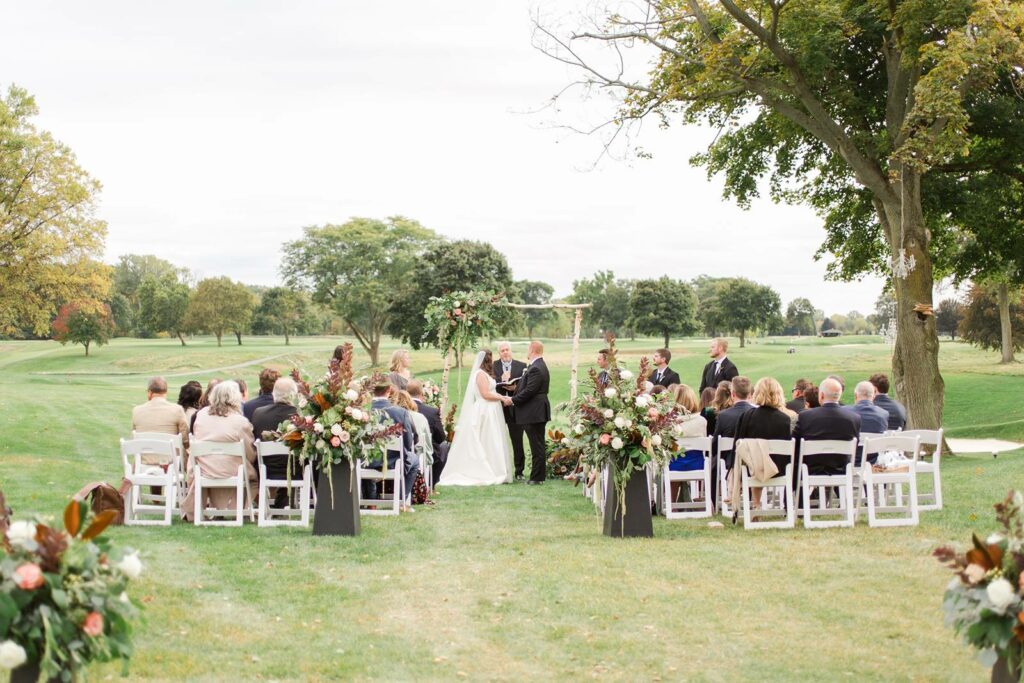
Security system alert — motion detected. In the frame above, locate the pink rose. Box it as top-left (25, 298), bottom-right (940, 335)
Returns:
top-left (344, 406), bottom-right (353, 415)
top-left (339, 431), bottom-right (351, 443)
top-left (14, 563), bottom-right (44, 590)
top-left (599, 434), bottom-right (612, 446)
top-left (83, 611), bottom-right (104, 637)
top-left (304, 416), bottom-right (314, 425)
top-left (453, 308), bottom-right (463, 317)
top-left (648, 408), bottom-right (659, 419)
top-left (361, 413), bottom-right (369, 423)
top-left (330, 436), bottom-right (341, 448)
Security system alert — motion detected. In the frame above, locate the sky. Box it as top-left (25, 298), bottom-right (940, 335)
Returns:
top-left (1, 0), bottom-right (890, 316)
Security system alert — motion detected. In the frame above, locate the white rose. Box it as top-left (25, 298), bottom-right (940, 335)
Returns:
top-left (619, 370), bottom-right (633, 380)
top-left (116, 552), bottom-right (143, 580)
top-left (330, 424), bottom-right (343, 436)
top-left (120, 592), bottom-right (131, 604)
top-left (574, 424), bottom-right (584, 435)
top-left (6, 521), bottom-right (36, 549)
top-left (0, 640), bottom-right (27, 670)
top-left (634, 394), bottom-right (650, 408)
top-left (315, 439), bottom-right (327, 451)
top-left (604, 388), bottom-right (617, 398)
top-left (344, 389), bottom-right (359, 402)
top-left (613, 417), bottom-right (626, 429)
top-left (651, 434), bottom-right (662, 447)
top-left (298, 396), bottom-right (308, 408)
top-left (312, 422), bottom-right (324, 434)
top-left (986, 533), bottom-right (1004, 546)
top-left (561, 438), bottom-right (570, 446)
top-left (351, 409), bottom-right (363, 421)
top-left (625, 420), bottom-right (633, 428)
top-left (453, 300), bottom-right (461, 308)
top-left (611, 437), bottom-right (624, 450)
top-left (986, 578), bottom-right (1017, 613)
top-left (603, 409), bottom-right (614, 419)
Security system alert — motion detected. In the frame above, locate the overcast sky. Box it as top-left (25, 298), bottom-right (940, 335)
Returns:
top-left (2, 1), bottom-right (890, 315)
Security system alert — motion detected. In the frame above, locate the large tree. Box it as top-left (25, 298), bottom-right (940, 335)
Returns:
top-left (284, 217), bottom-right (438, 364)
top-left (538, 0), bottom-right (1024, 430)
top-left (627, 277), bottom-right (699, 347)
top-left (784, 297), bottom-right (816, 336)
top-left (935, 297), bottom-right (965, 341)
top-left (715, 278), bottom-right (783, 347)
top-left (184, 277), bottom-right (256, 347)
top-left (568, 270), bottom-right (633, 337)
top-left (251, 287), bottom-right (318, 345)
top-left (51, 301), bottom-right (114, 356)
top-left (960, 284), bottom-right (1024, 355)
top-left (511, 279), bottom-right (556, 338)
top-left (0, 85), bottom-right (111, 336)
top-left (111, 254), bottom-right (183, 336)
top-left (138, 272), bottom-right (190, 345)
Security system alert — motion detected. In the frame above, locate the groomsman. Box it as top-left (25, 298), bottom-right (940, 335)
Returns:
top-left (596, 349), bottom-right (611, 384)
top-left (493, 342), bottom-right (528, 481)
top-left (650, 348), bottom-right (680, 388)
top-left (699, 337), bottom-right (738, 394)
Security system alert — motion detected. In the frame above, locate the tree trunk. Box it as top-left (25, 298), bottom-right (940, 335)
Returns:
top-left (739, 329), bottom-right (746, 348)
top-left (997, 282), bottom-right (1015, 364)
top-left (177, 331), bottom-right (187, 346)
top-left (216, 332), bottom-right (222, 347)
top-left (663, 330), bottom-right (670, 348)
top-left (368, 338), bottom-right (379, 366)
top-left (84, 341), bottom-right (90, 356)
top-left (285, 330), bottom-right (290, 346)
top-left (881, 171), bottom-right (944, 432)
top-left (235, 331), bottom-right (242, 345)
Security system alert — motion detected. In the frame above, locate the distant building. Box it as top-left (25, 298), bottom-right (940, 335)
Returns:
top-left (820, 329), bottom-right (843, 338)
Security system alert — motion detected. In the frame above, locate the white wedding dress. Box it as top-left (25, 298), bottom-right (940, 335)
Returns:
top-left (437, 354), bottom-right (513, 486)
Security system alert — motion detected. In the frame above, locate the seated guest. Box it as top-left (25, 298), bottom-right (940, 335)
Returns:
top-left (650, 348), bottom-right (681, 388)
top-left (803, 385), bottom-right (821, 409)
top-left (787, 378), bottom-right (811, 413)
top-left (699, 387), bottom-right (717, 435)
top-left (132, 376), bottom-right (190, 460)
top-left (407, 380), bottom-right (447, 484)
top-left (234, 378), bottom-right (249, 402)
top-left (182, 381), bottom-right (256, 521)
top-left (792, 377), bottom-right (861, 480)
top-left (243, 368), bottom-right (280, 422)
top-left (651, 385), bottom-right (667, 396)
top-left (700, 337), bottom-right (739, 393)
top-left (191, 379), bottom-right (221, 432)
top-left (735, 377), bottom-right (793, 508)
top-left (596, 349), bottom-right (611, 384)
top-left (869, 373), bottom-right (907, 430)
top-left (252, 377), bottom-right (301, 508)
top-left (667, 384), bottom-right (708, 501)
top-left (844, 381), bottom-right (890, 464)
top-left (177, 381), bottom-right (203, 424)
top-left (827, 374), bottom-right (846, 404)
top-left (367, 378), bottom-right (417, 513)
top-left (712, 380), bottom-right (734, 413)
top-left (394, 390), bottom-right (432, 503)
top-left (712, 376), bottom-right (755, 504)
top-left (389, 349), bottom-right (413, 391)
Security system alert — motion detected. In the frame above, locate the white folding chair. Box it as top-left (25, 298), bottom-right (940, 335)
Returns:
top-left (738, 439), bottom-right (795, 530)
top-left (191, 440), bottom-right (253, 526)
top-left (358, 436), bottom-right (403, 516)
top-left (797, 439), bottom-right (858, 528)
top-left (132, 431), bottom-right (186, 509)
top-left (121, 438), bottom-right (178, 526)
top-left (715, 436), bottom-right (734, 516)
top-left (900, 428), bottom-right (943, 511)
top-left (860, 435), bottom-right (920, 527)
top-left (663, 437), bottom-right (713, 519)
top-left (255, 441), bottom-right (311, 527)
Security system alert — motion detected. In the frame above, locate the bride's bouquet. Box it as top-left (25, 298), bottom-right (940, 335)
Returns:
top-left (564, 336), bottom-right (687, 514)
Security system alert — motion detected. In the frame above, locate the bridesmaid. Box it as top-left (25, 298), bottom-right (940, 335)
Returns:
top-left (389, 349), bottom-right (412, 390)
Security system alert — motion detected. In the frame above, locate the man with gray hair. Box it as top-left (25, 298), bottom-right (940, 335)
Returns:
top-left (493, 341), bottom-right (528, 481)
top-left (844, 380), bottom-right (890, 464)
top-left (251, 377), bottom-right (301, 508)
top-left (792, 376), bottom-right (861, 477)
top-left (131, 376), bottom-right (189, 449)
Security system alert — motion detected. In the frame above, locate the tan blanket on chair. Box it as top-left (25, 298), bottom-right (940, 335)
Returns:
top-left (728, 438), bottom-right (780, 509)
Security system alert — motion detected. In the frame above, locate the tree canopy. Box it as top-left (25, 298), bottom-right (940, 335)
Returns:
top-left (138, 272), bottom-right (191, 346)
top-left (51, 301), bottom-right (114, 356)
top-left (627, 277), bottom-right (699, 347)
top-left (184, 277), bottom-right (256, 347)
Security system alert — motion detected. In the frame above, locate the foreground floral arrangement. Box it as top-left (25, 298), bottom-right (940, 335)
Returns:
top-left (934, 490), bottom-right (1023, 676)
top-left (0, 497), bottom-right (142, 679)
top-left (564, 337), bottom-right (686, 517)
top-left (276, 343), bottom-right (404, 501)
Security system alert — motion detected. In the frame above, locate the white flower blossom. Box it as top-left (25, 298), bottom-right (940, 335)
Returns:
top-left (344, 389), bottom-right (359, 402)
top-left (330, 424), bottom-right (343, 437)
top-left (0, 640), bottom-right (27, 670)
top-left (602, 409), bottom-right (614, 419)
top-left (986, 533), bottom-right (1005, 546)
top-left (604, 388), bottom-right (617, 398)
top-left (634, 394), bottom-right (651, 408)
top-left (315, 439), bottom-right (327, 451)
top-left (116, 552), bottom-right (143, 580)
top-left (651, 434), bottom-right (662, 447)
top-left (986, 578), bottom-right (1017, 613)
top-left (298, 396), bottom-right (308, 408)
top-left (120, 592), bottom-right (131, 604)
top-left (625, 420), bottom-right (633, 428)
top-left (351, 409), bottom-right (363, 421)
top-left (619, 369), bottom-right (633, 380)
top-left (611, 437), bottom-right (624, 450)
top-left (574, 424), bottom-right (584, 435)
top-left (613, 417), bottom-right (626, 429)
top-left (312, 422), bottom-right (324, 434)
top-left (453, 300), bottom-right (461, 308)
top-left (561, 438), bottom-right (570, 446)
top-left (6, 521), bottom-right (36, 549)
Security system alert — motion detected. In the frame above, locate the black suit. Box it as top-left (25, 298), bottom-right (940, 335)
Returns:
top-left (252, 402), bottom-right (300, 507)
top-left (792, 403), bottom-right (861, 476)
top-left (414, 399), bottom-right (448, 484)
top-left (734, 406), bottom-right (793, 472)
top-left (786, 396), bottom-right (807, 413)
top-left (699, 357), bottom-right (739, 394)
top-left (493, 359), bottom-right (528, 477)
top-left (650, 366), bottom-right (680, 388)
top-left (511, 358), bottom-right (551, 482)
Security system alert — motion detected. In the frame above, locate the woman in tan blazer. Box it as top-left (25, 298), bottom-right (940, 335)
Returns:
top-left (181, 381), bottom-right (256, 521)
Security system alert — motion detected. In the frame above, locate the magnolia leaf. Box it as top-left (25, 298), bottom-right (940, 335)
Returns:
top-left (64, 498), bottom-right (81, 537)
top-left (81, 510), bottom-right (118, 541)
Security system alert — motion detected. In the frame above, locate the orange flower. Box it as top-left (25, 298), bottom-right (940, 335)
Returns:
top-left (965, 535), bottom-right (1003, 571)
top-left (312, 393), bottom-right (332, 411)
top-left (282, 430), bottom-right (304, 444)
top-left (13, 563), bottom-right (44, 590)
top-left (82, 611), bottom-right (104, 637)
top-left (1014, 612), bottom-right (1024, 643)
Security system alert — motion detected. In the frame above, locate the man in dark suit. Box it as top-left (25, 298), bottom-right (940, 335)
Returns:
top-left (786, 378), bottom-right (810, 413)
top-left (651, 348), bottom-right (681, 388)
top-left (793, 377), bottom-right (861, 477)
top-left (844, 381), bottom-right (890, 464)
top-left (596, 348), bottom-right (611, 384)
top-left (493, 342), bottom-right (528, 480)
top-left (869, 373), bottom-right (907, 430)
top-left (709, 376), bottom-right (755, 506)
top-left (407, 380), bottom-right (448, 484)
top-left (367, 379), bottom-right (417, 508)
top-left (251, 377), bottom-right (300, 508)
top-left (244, 368), bottom-right (280, 422)
top-left (699, 338), bottom-right (739, 394)
top-left (504, 340), bottom-right (550, 484)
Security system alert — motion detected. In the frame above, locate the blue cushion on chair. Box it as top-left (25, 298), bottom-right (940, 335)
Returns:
top-left (668, 450), bottom-right (704, 472)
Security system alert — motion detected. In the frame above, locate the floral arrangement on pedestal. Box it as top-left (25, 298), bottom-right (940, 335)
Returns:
top-left (563, 337), bottom-right (686, 517)
top-left (276, 343), bottom-right (404, 502)
top-left (545, 428), bottom-right (579, 479)
top-left (934, 490), bottom-right (1023, 679)
top-left (419, 380), bottom-right (442, 410)
top-left (0, 498), bottom-right (142, 680)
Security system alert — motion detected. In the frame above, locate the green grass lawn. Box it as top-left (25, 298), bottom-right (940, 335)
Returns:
top-left (1, 334), bottom-right (1021, 680)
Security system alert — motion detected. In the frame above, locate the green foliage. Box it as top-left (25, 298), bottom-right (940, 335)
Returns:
top-left (424, 291), bottom-right (512, 356)
top-left (935, 298), bottom-right (965, 340)
top-left (0, 84), bottom-right (111, 336)
top-left (387, 239), bottom-right (515, 350)
top-left (282, 216), bottom-right (438, 363)
top-left (568, 271), bottom-right (633, 336)
top-left (696, 278), bottom-right (782, 346)
top-left (251, 287), bottom-right (319, 344)
top-left (511, 279), bottom-right (555, 337)
top-left (960, 284), bottom-right (1024, 353)
top-left (692, 276), bottom-right (731, 336)
top-left (111, 254), bottom-right (182, 336)
top-left (184, 277), bottom-right (256, 347)
top-left (784, 297), bottom-right (817, 336)
top-left (627, 277), bottom-right (699, 348)
top-left (137, 272), bottom-right (190, 345)
top-left (50, 300), bottom-right (114, 355)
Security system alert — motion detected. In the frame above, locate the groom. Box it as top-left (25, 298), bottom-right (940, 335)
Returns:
top-left (502, 340), bottom-right (550, 485)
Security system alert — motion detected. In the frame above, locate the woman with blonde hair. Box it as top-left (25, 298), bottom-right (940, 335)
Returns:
top-left (733, 376), bottom-right (793, 509)
top-left (712, 380), bottom-right (734, 412)
top-left (667, 384), bottom-right (708, 502)
top-left (393, 389), bottom-right (431, 508)
top-left (389, 349), bottom-right (412, 390)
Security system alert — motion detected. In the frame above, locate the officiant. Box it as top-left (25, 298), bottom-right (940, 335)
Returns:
top-left (493, 341), bottom-right (528, 481)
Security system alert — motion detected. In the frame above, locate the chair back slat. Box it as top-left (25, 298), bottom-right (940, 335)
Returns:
top-left (676, 436), bottom-right (712, 454)
top-left (800, 439), bottom-right (858, 457)
top-left (900, 429), bottom-right (943, 448)
top-left (191, 440), bottom-right (245, 458)
top-left (861, 435), bottom-right (920, 458)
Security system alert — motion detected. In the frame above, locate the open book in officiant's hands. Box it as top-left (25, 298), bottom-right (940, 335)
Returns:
top-left (496, 375), bottom-right (523, 390)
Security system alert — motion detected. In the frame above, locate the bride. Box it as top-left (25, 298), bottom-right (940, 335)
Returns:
top-left (437, 349), bottom-right (513, 486)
